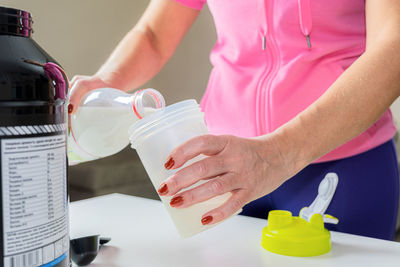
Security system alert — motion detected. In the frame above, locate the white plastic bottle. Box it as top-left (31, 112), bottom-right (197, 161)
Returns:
top-left (68, 88), bottom-right (165, 165)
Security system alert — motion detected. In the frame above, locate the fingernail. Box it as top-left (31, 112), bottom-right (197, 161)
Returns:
top-left (201, 216), bottom-right (213, 225)
top-left (164, 157), bottom-right (175, 170)
top-left (158, 183), bottom-right (168, 195)
top-left (68, 104), bottom-right (73, 114)
top-left (170, 196), bottom-right (183, 207)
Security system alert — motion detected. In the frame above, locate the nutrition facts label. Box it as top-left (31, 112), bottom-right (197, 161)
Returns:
top-left (1, 134), bottom-right (68, 266)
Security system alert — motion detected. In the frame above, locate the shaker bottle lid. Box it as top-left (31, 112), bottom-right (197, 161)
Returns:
top-left (261, 173), bottom-right (339, 257)
top-left (0, 6), bottom-right (33, 37)
top-left (128, 99), bottom-right (201, 148)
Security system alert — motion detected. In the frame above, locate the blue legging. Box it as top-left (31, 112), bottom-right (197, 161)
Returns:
top-left (240, 139), bottom-right (400, 240)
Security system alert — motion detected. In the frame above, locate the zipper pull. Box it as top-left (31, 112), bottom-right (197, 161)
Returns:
top-left (306, 35), bottom-right (311, 48)
top-left (262, 36), bottom-right (266, 50)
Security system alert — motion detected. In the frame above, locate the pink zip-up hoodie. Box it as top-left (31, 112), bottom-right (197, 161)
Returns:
top-left (175, 0), bottom-right (396, 162)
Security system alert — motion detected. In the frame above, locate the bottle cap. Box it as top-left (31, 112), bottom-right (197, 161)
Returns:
top-left (261, 211), bottom-right (333, 257)
top-left (261, 173), bottom-right (339, 257)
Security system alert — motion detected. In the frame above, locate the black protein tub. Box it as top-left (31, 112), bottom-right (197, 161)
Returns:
top-left (0, 6), bottom-right (69, 267)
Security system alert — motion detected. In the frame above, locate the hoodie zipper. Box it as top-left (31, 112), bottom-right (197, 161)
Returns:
top-left (256, 0), bottom-right (280, 135)
top-left (256, 0), bottom-right (312, 135)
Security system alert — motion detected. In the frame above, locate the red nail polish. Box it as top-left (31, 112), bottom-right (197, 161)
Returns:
top-left (201, 216), bottom-right (213, 225)
top-left (164, 157), bottom-right (175, 170)
top-left (68, 104), bottom-right (73, 114)
top-left (170, 196), bottom-right (183, 207)
top-left (158, 183), bottom-right (168, 195)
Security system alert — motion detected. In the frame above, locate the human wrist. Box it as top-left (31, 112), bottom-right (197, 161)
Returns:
top-left (267, 125), bottom-right (313, 177)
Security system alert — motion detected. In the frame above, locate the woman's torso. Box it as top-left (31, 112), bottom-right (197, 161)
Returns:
top-left (177, 0), bottom-right (396, 162)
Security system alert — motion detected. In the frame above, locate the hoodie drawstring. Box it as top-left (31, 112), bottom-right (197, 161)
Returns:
top-left (259, 0), bottom-right (312, 50)
top-left (298, 0), bottom-right (313, 48)
top-left (259, 0), bottom-right (268, 50)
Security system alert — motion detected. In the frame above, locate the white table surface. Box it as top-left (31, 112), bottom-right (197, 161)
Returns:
top-left (69, 193), bottom-right (400, 267)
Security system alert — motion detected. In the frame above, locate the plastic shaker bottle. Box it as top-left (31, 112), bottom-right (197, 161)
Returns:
top-left (129, 99), bottom-right (234, 237)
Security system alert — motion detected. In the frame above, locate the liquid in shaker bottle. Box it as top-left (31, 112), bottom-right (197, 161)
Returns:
top-left (129, 100), bottom-right (235, 237)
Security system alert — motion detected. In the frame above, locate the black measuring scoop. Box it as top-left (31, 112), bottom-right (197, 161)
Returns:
top-left (70, 235), bottom-right (111, 266)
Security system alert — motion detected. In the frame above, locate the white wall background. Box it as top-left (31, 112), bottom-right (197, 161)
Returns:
top-left (1, 0), bottom-right (399, 123)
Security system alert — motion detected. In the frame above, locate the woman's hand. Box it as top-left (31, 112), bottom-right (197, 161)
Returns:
top-left (157, 134), bottom-right (296, 225)
top-left (68, 75), bottom-right (112, 114)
